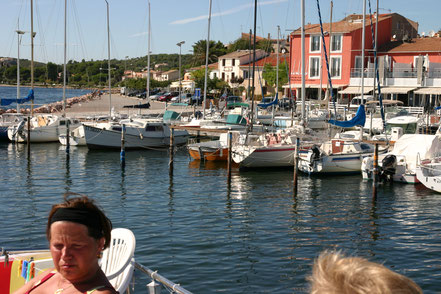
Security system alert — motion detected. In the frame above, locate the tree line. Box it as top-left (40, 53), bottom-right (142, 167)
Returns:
top-left (0, 36), bottom-right (285, 94)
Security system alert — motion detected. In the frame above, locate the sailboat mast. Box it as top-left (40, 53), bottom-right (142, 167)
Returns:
top-left (301, 0), bottom-right (305, 123)
top-left (147, 0), bottom-right (151, 102)
top-left (16, 26), bottom-right (24, 114)
top-left (202, 0), bottom-right (212, 118)
top-left (105, 0), bottom-right (111, 118)
top-left (30, 0), bottom-right (34, 116)
top-left (63, 0), bottom-right (67, 116)
top-left (361, 0), bottom-right (366, 104)
top-left (250, 0), bottom-right (257, 132)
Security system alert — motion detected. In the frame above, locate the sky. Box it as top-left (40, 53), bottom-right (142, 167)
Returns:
top-left (0, 0), bottom-right (440, 65)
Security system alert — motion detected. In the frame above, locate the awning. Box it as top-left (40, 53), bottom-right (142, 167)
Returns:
top-left (282, 84), bottom-right (346, 89)
top-left (380, 87), bottom-right (416, 94)
top-left (339, 86), bottom-right (374, 95)
top-left (414, 87), bottom-right (441, 95)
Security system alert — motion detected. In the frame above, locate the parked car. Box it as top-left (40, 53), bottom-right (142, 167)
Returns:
top-left (171, 93), bottom-right (192, 103)
top-left (127, 89), bottom-right (141, 97)
top-left (149, 92), bottom-right (165, 100)
top-left (158, 92), bottom-right (179, 102)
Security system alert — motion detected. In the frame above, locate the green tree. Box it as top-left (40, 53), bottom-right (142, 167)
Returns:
top-left (227, 37), bottom-right (251, 52)
top-left (47, 62), bottom-right (58, 81)
top-left (261, 61), bottom-right (288, 93)
top-left (191, 40), bottom-right (226, 66)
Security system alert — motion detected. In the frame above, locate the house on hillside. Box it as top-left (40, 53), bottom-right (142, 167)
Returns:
top-left (287, 13), bottom-right (417, 103)
top-left (152, 69), bottom-right (179, 82)
top-left (240, 53), bottom-right (289, 98)
top-left (217, 49), bottom-right (267, 85)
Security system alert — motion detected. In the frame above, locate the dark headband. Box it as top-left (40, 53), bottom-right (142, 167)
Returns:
top-left (50, 207), bottom-right (102, 232)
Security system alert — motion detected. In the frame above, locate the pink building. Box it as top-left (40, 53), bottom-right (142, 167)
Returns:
top-left (287, 13), bottom-right (417, 102)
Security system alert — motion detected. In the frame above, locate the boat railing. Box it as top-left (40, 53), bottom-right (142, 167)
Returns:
top-left (134, 261), bottom-right (193, 294)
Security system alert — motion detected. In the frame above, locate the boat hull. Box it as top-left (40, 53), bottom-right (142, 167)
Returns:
top-left (233, 145), bottom-right (296, 168)
top-left (299, 152), bottom-right (368, 174)
top-left (84, 124), bottom-right (188, 149)
top-left (416, 162), bottom-right (441, 193)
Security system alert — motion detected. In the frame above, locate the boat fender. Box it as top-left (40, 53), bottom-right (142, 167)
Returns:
top-left (140, 134), bottom-right (144, 140)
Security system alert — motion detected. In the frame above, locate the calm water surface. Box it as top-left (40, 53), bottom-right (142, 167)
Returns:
top-left (0, 86), bottom-right (91, 109)
top-left (0, 142), bottom-right (440, 293)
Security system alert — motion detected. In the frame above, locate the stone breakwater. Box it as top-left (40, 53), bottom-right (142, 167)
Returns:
top-left (0, 90), bottom-right (102, 115)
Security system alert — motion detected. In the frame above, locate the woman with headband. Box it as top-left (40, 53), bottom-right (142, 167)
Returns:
top-left (14, 194), bottom-right (117, 294)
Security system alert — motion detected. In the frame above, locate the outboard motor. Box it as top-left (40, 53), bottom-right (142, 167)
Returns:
top-left (194, 111), bottom-right (203, 119)
top-left (380, 154), bottom-right (397, 181)
top-left (310, 145), bottom-right (321, 168)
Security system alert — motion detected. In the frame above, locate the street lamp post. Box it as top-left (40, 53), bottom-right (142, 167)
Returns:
top-left (176, 41), bottom-right (185, 102)
top-left (16, 30), bottom-right (25, 113)
top-left (124, 55), bottom-right (129, 95)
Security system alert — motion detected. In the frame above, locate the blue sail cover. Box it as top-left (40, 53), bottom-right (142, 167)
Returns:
top-left (1, 89), bottom-right (34, 106)
top-left (257, 95), bottom-right (278, 109)
top-left (328, 104), bottom-right (366, 128)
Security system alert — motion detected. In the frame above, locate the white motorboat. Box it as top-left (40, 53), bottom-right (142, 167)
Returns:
top-left (7, 114), bottom-right (82, 143)
top-left (416, 157), bottom-right (441, 193)
top-left (362, 134), bottom-right (441, 184)
top-left (0, 113), bottom-right (24, 141)
top-left (84, 118), bottom-right (189, 149)
top-left (298, 138), bottom-right (375, 174)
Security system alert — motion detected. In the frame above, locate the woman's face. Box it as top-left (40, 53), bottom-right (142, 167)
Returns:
top-left (50, 221), bottom-right (104, 282)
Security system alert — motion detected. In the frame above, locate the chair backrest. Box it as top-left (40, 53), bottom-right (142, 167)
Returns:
top-left (100, 228), bottom-right (136, 292)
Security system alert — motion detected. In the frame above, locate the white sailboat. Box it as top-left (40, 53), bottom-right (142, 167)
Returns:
top-left (8, 0), bottom-right (81, 143)
top-left (84, 118), bottom-right (188, 149)
top-left (298, 138), bottom-right (375, 174)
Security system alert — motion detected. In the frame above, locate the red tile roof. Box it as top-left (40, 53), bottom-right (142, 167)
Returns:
top-left (240, 53), bottom-right (289, 67)
top-left (378, 37), bottom-right (441, 53)
top-left (291, 14), bottom-right (391, 35)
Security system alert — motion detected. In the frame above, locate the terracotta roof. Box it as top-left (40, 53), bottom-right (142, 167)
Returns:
top-left (378, 37), bottom-right (441, 53)
top-left (240, 53), bottom-right (289, 67)
top-left (292, 14), bottom-right (391, 35)
top-left (219, 50), bottom-right (255, 59)
top-left (188, 62), bottom-right (218, 71)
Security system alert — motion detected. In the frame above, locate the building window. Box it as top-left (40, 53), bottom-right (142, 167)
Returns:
top-left (213, 73), bottom-right (217, 78)
top-left (243, 70), bottom-right (249, 79)
top-left (222, 59), bottom-right (225, 66)
top-left (231, 72), bottom-right (235, 80)
top-left (309, 56), bottom-right (320, 78)
top-left (310, 35), bottom-right (321, 52)
top-left (354, 56), bottom-right (363, 77)
top-left (232, 59), bottom-right (235, 66)
top-left (331, 34), bottom-right (342, 52)
top-left (330, 56), bottom-right (341, 78)
top-left (222, 72), bottom-right (225, 81)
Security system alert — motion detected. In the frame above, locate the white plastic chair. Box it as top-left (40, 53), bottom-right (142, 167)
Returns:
top-left (100, 228), bottom-right (136, 293)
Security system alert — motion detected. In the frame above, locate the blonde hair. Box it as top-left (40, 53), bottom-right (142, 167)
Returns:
top-left (308, 250), bottom-right (422, 294)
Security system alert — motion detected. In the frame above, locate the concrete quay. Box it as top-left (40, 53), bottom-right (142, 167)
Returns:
top-left (65, 94), bottom-right (199, 118)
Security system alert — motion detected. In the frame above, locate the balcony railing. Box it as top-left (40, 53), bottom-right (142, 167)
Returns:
top-left (350, 68), bottom-right (376, 78)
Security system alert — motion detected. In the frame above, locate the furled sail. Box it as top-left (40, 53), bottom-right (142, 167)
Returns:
top-left (328, 104), bottom-right (366, 128)
top-left (0, 89), bottom-right (34, 106)
top-left (257, 95), bottom-right (278, 109)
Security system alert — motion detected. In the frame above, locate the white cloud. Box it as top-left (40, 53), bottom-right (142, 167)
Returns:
top-left (170, 0), bottom-right (287, 25)
top-left (129, 32), bottom-right (149, 38)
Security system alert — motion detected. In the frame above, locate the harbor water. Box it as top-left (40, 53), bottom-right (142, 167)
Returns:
top-left (1, 141), bottom-right (440, 293)
top-left (0, 86), bottom-right (91, 110)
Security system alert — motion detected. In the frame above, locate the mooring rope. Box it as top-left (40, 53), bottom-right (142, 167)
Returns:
top-left (316, 0), bottom-right (337, 117)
